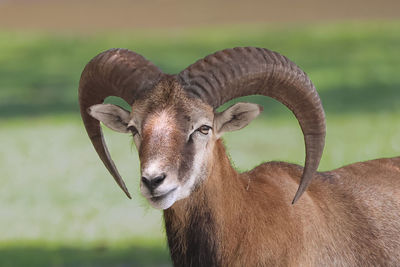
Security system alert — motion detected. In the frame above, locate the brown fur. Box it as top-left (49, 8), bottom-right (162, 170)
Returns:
top-left (83, 53), bottom-right (400, 265)
top-left (165, 139), bottom-right (400, 266)
top-left (126, 77), bottom-right (400, 266)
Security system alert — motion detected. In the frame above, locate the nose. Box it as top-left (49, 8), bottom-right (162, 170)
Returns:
top-left (141, 173), bottom-right (166, 191)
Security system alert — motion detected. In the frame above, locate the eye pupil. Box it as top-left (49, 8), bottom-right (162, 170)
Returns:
top-left (198, 125), bottom-right (210, 135)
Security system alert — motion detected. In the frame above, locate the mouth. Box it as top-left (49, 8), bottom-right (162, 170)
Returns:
top-left (150, 188), bottom-right (177, 202)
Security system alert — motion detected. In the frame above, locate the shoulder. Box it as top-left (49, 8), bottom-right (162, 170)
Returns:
top-left (246, 161), bottom-right (303, 181)
top-left (245, 161), bottom-right (338, 186)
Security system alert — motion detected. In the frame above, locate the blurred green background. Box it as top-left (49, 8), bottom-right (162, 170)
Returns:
top-left (0, 0), bottom-right (399, 266)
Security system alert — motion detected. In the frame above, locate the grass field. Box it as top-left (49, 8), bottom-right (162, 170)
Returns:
top-left (0, 21), bottom-right (399, 266)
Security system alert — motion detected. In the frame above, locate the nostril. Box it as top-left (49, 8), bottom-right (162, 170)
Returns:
top-left (142, 174), bottom-right (166, 190)
top-left (141, 176), bottom-right (151, 187)
top-left (152, 174), bottom-right (166, 186)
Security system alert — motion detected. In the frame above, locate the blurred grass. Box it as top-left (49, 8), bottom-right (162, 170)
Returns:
top-left (0, 242), bottom-right (170, 267)
top-left (0, 21), bottom-right (399, 266)
top-left (0, 21), bottom-right (399, 117)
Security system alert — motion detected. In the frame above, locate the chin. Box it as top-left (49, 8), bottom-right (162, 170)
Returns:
top-left (147, 190), bottom-right (178, 210)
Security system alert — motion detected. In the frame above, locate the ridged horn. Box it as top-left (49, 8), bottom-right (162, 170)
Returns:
top-left (79, 48), bottom-right (163, 198)
top-left (178, 47), bottom-right (325, 204)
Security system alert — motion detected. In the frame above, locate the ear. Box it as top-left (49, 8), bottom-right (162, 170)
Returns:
top-left (214, 102), bottom-right (263, 138)
top-left (87, 104), bottom-right (131, 133)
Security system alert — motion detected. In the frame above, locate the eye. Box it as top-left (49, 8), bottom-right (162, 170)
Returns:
top-left (197, 125), bottom-right (211, 135)
top-left (127, 125), bottom-right (139, 136)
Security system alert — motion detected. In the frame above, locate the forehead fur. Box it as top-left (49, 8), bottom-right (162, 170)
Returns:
top-left (147, 108), bottom-right (176, 134)
top-left (146, 76), bottom-right (188, 109)
top-left (132, 76), bottom-right (214, 126)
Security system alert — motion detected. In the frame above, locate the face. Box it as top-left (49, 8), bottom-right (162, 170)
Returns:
top-left (129, 83), bottom-right (216, 209)
top-left (88, 79), bottom-right (262, 210)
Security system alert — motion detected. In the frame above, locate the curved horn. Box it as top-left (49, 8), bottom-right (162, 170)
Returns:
top-left (178, 47), bottom-right (325, 204)
top-left (79, 48), bottom-right (163, 198)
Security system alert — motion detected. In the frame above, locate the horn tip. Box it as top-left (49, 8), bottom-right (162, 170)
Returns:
top-left (291, 177), bottom-right (309, 204)
top-left (118, 179), bottom-right (132, 199)
top-left (291, 191), bottom-right (303, 205)
top-left (291, 172), bottom-right (314, 204)
top-left (124, 189), bottom-right (132, 199)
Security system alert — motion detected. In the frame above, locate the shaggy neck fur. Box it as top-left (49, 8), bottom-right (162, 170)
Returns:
top-left (163, 139), bottom-right (239, 266)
